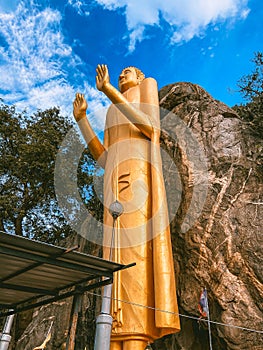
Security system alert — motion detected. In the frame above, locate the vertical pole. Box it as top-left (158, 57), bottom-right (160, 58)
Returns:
top-left (93, 220), bottom-right (115, 350)
top-left (0, 311), bottom-right (15, 350)
top-left (66, 294), bottom-right (82, 350)
top-left (93, 283), bottom-right (113, 350)
top-left (93, 200), bottom-right (123, 350)
top-left (205, 288), bottom-right (213, 350)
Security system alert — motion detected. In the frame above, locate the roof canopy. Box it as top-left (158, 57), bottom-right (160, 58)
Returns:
top-left (0, 232), bottom-right (134, 317)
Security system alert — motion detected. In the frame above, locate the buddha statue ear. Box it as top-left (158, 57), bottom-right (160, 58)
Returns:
top-left (133, 67), bottom-right (145, 84)
top-left (137, 74), bottom-right (144, 85)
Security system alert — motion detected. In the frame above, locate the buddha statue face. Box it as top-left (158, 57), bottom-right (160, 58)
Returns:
top-left (118, 67), bottom-right (145, 93)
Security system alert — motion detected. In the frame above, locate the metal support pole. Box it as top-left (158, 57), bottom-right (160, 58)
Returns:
top-left (93, 283), bottom-right (113, 350)
top-left (0, 311), bottom-right (15, 350)
top-left (205, 288), bottom-right (213, 350)
top-left (94, 201), bottom-right (123, 350)
top-left (66, 294), bottom-right (82, 350)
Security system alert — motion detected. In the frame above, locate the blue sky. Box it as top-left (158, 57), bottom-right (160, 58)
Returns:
top-left (0, 0), bottom-right (261, 131)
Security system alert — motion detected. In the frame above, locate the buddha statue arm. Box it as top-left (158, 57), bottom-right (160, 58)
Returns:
top-left (73, 93), bottom-right (107, 168)
top-left (96, 64), bottom-right (156, 139)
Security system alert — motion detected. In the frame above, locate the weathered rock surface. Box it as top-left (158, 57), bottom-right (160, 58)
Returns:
top-left (13, 82), bottom-right (262, 349)
top-left (156, 82), bottom-right (262, 350)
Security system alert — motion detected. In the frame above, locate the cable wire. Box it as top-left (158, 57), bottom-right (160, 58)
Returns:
top-left (1, 231), bottom-right (262, 335)
top-left (87, 291), bottom-right (263, 335)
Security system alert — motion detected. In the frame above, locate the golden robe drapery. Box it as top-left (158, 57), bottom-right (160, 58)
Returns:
top-left (101, 78), bottom-right (180, 343)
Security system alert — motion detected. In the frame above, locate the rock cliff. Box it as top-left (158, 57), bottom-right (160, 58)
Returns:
top-left (156, 82), bottom-right (262, 350)
top-left (13, 82), bottom-right (262, 349)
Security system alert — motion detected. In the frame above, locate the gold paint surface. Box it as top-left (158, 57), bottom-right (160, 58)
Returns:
top-left (74, 65), bottom-right (180, 347)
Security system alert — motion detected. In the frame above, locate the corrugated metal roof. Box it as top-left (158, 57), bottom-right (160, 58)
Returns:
top-left (0, 232), bottom-right (134, 316)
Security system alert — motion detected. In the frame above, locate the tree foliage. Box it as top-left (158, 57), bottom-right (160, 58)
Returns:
top-left (0, 103), bottom-right (102, 244)
top-left (237, 52), bottom-right (263, 101)
top-left (233, 52), bottom-right (263, 139)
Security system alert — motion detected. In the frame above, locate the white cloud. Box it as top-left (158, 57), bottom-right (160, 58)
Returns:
top-left (240, 8), bottom-right (250, 19)
top-left (83, 82), bottom-right (109, 132)
top-left (94, 0), bottom-right (250, 51)
top-left (18, 80), bottom-right (75, 115)
top-left (127, 25), bottom-right (145, 53)
top-left (67, 0), bottom-right (90, 16)
top-left (0, 1), bottom-right (107, 130)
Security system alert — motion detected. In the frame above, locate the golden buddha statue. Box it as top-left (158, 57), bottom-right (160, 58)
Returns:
top-left (73, 64), bottom-right (180, 350)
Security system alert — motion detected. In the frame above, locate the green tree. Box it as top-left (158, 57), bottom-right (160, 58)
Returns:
top-left (0, 102), bottom-right (102, 244)
top-left (233, 52), bottom-right (263, 139)
top-left (237, 51), bottom-right (263, 101)
top-left (233, 52), bottom-right (263, 174)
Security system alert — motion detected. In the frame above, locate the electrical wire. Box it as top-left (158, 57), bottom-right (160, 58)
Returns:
top-left (86, 290), bottom-right (263, 335)
top-left (1, 230), bottom-right (262, 335)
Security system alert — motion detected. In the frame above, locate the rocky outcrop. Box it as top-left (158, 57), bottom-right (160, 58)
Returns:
top-left (156, 82), bottom-right (262, 350)
top-left (13, 82), bottom-right (262, 349)
top-left (15, 301), bottom-right (71, 349)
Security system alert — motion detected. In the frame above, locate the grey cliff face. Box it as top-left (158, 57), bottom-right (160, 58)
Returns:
top-left (13, 82), bottom-right (262, 349)
top-left (156, 82), bottom-right (262, 350)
